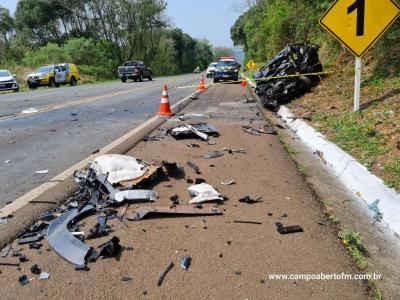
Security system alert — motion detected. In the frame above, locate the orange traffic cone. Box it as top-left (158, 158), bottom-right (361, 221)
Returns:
top-left (156, 85), bottom-right (173, 116)
top-left (198, 75), bottom-right (206, 91)
top-left (241, 77), bottom-right (247, 87)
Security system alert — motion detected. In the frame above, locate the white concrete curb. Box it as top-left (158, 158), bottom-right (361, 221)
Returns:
top-left (246, 76), bottom-right (400, 235)
top-left (280, 105), bottom-right (400, 235)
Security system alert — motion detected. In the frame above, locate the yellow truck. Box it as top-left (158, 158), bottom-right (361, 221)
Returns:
top-left (27, 63), bottom-right (80, 89)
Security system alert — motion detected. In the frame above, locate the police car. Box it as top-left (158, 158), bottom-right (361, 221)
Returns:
top-left (213, 57), bottom-right (240, 83)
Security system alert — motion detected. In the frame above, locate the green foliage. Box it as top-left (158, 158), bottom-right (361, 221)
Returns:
top-left (312, 112), bottom-right (388, 165)
top-left (213, 46), bottom-right (234, 61)
top-left (338, 229), bottom-right (368, 269)
top-left (0, 1), bottom-right (214, 80)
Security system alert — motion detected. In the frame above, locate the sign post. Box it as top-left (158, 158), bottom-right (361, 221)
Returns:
top-left (319, 0), bottom-right (400, 112)
top-left (353, 57), bottom-right (362, 111)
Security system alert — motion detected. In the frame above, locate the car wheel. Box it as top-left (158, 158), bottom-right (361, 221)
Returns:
top-left (133, 77), bottom-right (138, 82)
top-left (49, 78), bottom-right (56, 88)
top-left (139, 74), bottom-right (143, 82)
top-left (13, 87), bottom-right (19, 92)
top-left (234, 77), bottom-right (239, 82)
top-left (148, 75), bottom-right (152, 81)
top-left (213, 78), bottom-right (219, 84)
top-left (121, 77), bottom-right (127, 83)
top-left (28, 85), bottom-right (37, 90)
top-left (70, 77), bottom-right (77, 86)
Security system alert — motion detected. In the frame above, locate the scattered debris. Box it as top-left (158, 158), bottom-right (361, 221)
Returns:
top-left (179, 256), bottom-right (191, 270)
top-left (87, 215), bottom-right (108, 239)
top-left (188, 183), bottom-right (224, 204)
top-left (21, 108), bottom-right (38, 114)
top-left (239, 196), bottom-right (262, 204)
top-left (168, 123), bottom-right (219, 141)
top-left (187, 143), bottom-right (200, 148)
top-left (276, 222), bottom-right (304, 234)
top-left (235, 271), bottom-right (242, 276)
top-left (0, 262), bottom-right (20, 267)
top-left (126, 204), bottom-right (222, 221)
top-left (314, 150), bottom-right (327, 164)
top-left (35, 170), bottom-right (49, 174)
top-left (203, 150), bottom-right (224, 159)
top-left (30, 264), bottom-right (41, 275)
top-left (221, 147), bottom-right (246, 154)
top-left (254, 43), bottom-right (322, 110)
top-left (47, 205), bottom-right (96, 266)
top-left (19, 275), bottom-right (29, 285)
top-left (233, 220), bottom-right (262, 225)
top-left (91, 154), bottom-right (148, 184)
top-left (186, 161), bottom-right (201, 174)
top-left (242, 125), bottom-right (276, 136)
top-left (1, 244), bottom-right (12, 257)
top-left (98, 236), bottom-right (122, 258)
top-left (157, 262), bottom-right (174, 286)
top-left (39, 272), bottom-right (50, 280)
top-left (221, 180), bottom-right (235, 186)
top-left (121, 276), bottom-right (133, 282)
top-left (18, 235), bottom-right (44, 245)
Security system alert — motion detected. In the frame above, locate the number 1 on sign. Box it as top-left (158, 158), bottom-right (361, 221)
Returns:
top-left (348, 0), bottom-right (365, 36)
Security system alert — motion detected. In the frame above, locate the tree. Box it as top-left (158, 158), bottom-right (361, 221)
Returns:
top-left (213, 46), bottom-right (234, 60)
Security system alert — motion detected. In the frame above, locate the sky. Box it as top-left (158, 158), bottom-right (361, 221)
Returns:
top-left (0, 0), bottom-right (243, 47)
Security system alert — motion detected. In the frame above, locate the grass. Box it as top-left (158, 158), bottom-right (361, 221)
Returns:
top-left (338, 229), bottom-right (368, 269)
top-left (384, 158), bottom-right (400, 183)
top-left (312, 111), bottom-right (389, 168)
top-left (283, 143), bottom-right (299, 156)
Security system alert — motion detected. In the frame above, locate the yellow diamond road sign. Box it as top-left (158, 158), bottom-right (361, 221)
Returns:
top-left (246, 60), bottom-right (256, 70)
top-left (320, 0), bottom-right (400, 57)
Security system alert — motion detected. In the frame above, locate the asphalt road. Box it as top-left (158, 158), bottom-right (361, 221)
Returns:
top-left (0, 73), bottom-right (201, 208)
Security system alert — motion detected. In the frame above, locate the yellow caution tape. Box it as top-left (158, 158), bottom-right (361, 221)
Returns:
top-left (169, 70), bottom-right (335, 90)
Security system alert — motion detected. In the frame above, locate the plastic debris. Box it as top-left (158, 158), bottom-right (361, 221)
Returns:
top-left (30, 264), bottom-right (41, 275)
top-left (19, 275), bottom-right (29, 285)
top-left (39, 272), bottom-right (50, 280)
top-left (21, 108), bottom-right (38, 114)
top-left (179, 256), bottom-right (191, 270)
top-left (188, 183), bottom-right (224, 204)
top-left (35, 170), bottom-right (49, 174)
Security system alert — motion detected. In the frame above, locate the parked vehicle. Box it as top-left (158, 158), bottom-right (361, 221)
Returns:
top-left (213, 57), bottom-right (241, 83)
top-left (118, 61), bottom-right (152, 82)
top-left (0, 70), bottom-right (19, 92)
top-left (27, 63), bottom-right (80, 89)
top-left (206, 62), bottom-right (218, 78)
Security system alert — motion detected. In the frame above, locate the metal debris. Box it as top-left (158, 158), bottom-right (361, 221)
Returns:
top-left (233, 220), bottom-right (262, 225)
top-left (19, 275), bottom-right (29, 285)
top-left (98, 236), bottom-right (122, 258)
top-left (239, 196), bottom-right (262, 204)
top-left (186, 161), bottom-right (201, 174)
top-left (126, 204), bottom-right (222, 221)
top-left (203, 151), bottom-right (224, 159)
top-left (157, 262), bottom-right (174, 286)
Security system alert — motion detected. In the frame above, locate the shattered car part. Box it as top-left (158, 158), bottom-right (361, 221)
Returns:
top-left (98, 236), bottom-right (122, 258)
top-left (114, 190), bottom-right (157, 203)
top-left (1, 244), bottom-right (12, 257)
top-left (239, 196), bottom-right (263, 204)
top-left (221, 147), bottom-right (246, 154)
top-left (188, 183), bottom-right (224, 204)
top-left (221, 180), bottom-right (235, 185)
top-left (87, 215), bottom-right (108, 239)
top-left (168, 123), bottom-right (219, 140)
top-left (233, 220), bottom-right (262, 225)
top-left (91, 154), bottom-right (148, 184)
top-left (126, 204), bottom-right (222, 221)
top-left (30, 264), bottom-right (41, 275)
top-left (254, 43), bottom-right (322, 109)
top-left (179, 256), bottom-right (191, 270)
top-left (186, 161), bottom-right (201, 174)
top-left (39, 272), bottom-right (50, 280)
top-left (203, 150), bottom-right (224, 159)
top-left (19, 275), bottom-right (29, 285)
top-left (118, 165), bottom-right (161, 188)
top-left (18, 235), bottom-right (44, 245)
top-left (157, 262), bottom-right (174, 286)
top-left (276, 222), bottom-right (304, 234)
top-left (47, 205), bottom-right (96, 266)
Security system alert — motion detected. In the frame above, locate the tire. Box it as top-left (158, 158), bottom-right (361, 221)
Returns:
top-left (133, 77), bottom-right (138, 82)
top-left (139, 73), bottom-right (143, 82)
top-left (121, 77), bottom-right (127, 83)
top-left (299, 76), bottom-right (312, 92)
top-left (213, 78), bottom-right (219, 84)
top-left (28, 85), bottom-right (37, 90)
top-left (234, 77), bottom-right (239, 82)
top-left (13, 87), bottom-right (19, 93)
top-left (70, 77), bottom-right (77, 86)
top-left (148, 75), bottom-right (152, 81)
top-left (49, 78), bottom-right (56, 88)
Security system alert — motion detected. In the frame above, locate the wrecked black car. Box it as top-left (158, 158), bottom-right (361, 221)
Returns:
top-left (253, 43), bottom-right (323, 110)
